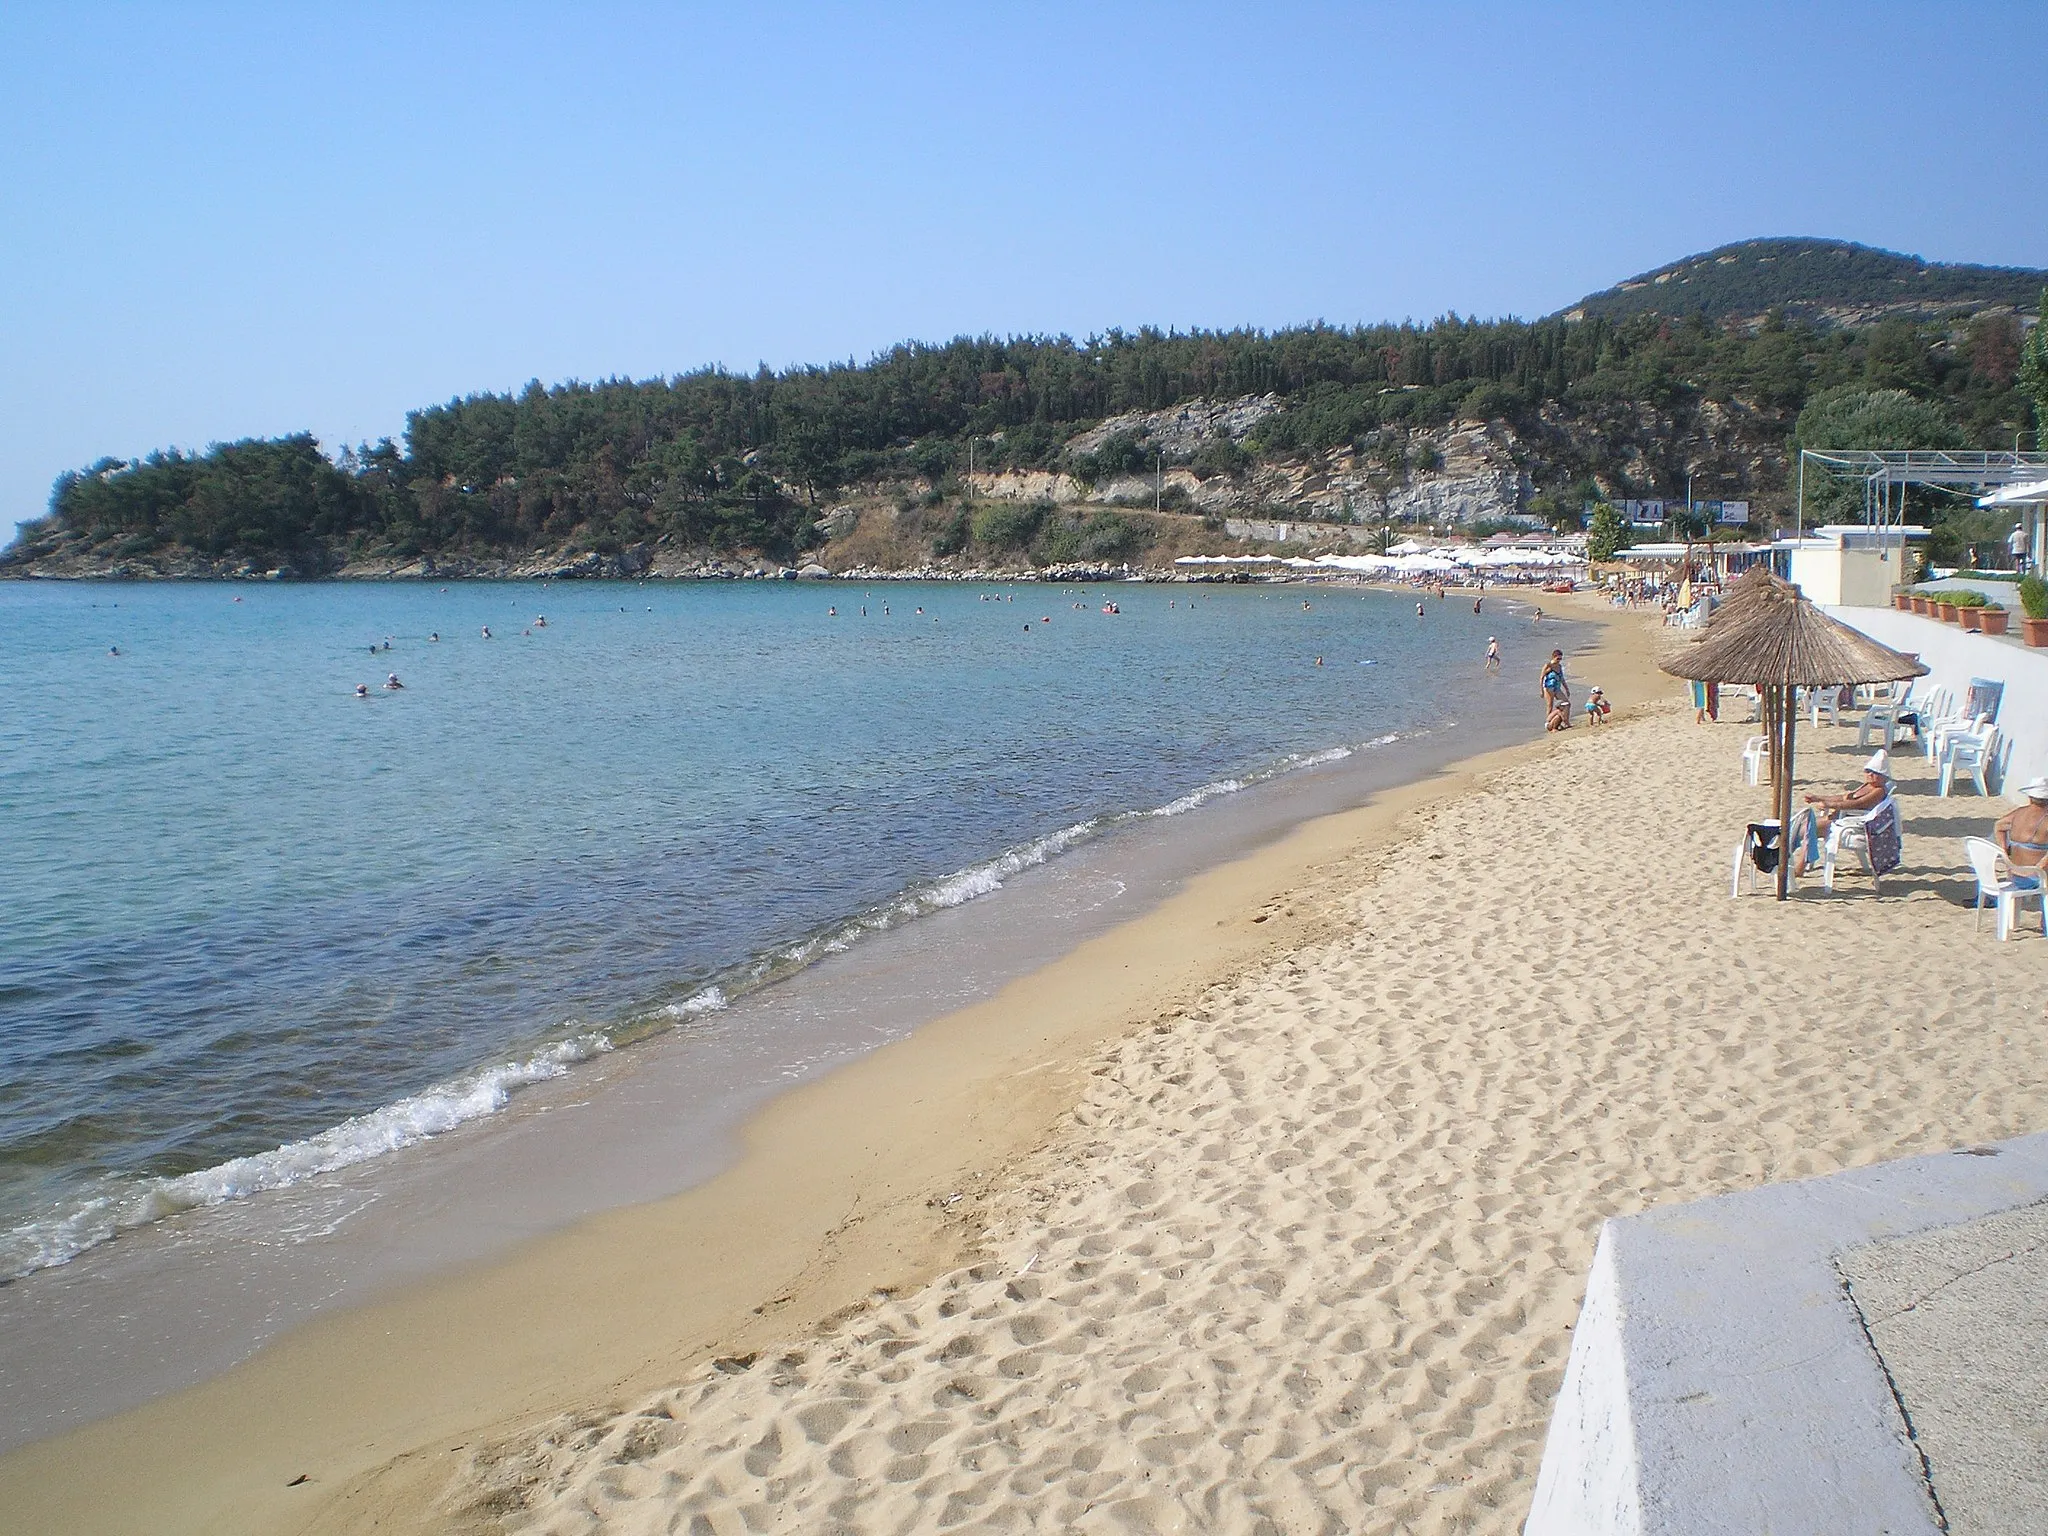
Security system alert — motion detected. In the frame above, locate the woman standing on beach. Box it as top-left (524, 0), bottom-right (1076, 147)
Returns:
top-left (1540, 649), bottom-right (1570, 729)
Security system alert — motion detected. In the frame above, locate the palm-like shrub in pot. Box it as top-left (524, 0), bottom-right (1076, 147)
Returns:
top-left (2020, 575), bottom-right (2048, 647)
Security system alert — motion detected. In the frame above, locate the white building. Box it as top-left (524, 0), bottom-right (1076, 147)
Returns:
top-left (1980, 477), bottom-right (2048, 575)
top-left (1771, 524), bottom-right (1929, 607)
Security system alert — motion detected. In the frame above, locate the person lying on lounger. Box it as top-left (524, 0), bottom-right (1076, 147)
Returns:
top-left (1790, 751), bottom-right (1891, 876)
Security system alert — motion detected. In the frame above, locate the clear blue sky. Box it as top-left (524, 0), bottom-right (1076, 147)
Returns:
top-left (3, 1), bottom-right (2042, 541)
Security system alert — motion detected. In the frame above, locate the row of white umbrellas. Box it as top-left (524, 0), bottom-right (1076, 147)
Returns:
top-left (1175, 548), bottom-right (1584, 574)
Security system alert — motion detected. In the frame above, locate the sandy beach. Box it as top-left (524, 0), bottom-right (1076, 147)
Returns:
top-left (6, 596), bottom-right (2047, 1535)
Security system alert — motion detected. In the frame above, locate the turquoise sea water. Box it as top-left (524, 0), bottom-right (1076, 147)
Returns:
top-left (0, 578), bottom-right (1547, 1279)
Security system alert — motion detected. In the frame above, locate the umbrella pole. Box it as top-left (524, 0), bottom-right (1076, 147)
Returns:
top-left (1762, 688), bottom-right (1778, 789)
top-left (1777, 689), bottom-right (1797, 901)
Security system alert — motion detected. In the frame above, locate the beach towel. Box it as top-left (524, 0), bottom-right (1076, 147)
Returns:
top-left (1863, 799), bottom-right (1902, 879)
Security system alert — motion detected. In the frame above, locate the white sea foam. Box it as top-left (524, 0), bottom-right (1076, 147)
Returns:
top-left (3, 723), bottom-right (1429, 1282)
top-left (0, 1032), bottom-right (612, 1280)
top-left (656, 985), bottom-right (728, 1021)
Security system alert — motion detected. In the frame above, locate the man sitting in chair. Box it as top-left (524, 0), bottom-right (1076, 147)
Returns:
top-left (1993, 776), bottom-right (2048, 889)
top-left (1791, 750), bottom-right (1892, 877)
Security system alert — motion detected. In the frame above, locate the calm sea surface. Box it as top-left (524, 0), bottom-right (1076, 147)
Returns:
top-left (0, 577), bottom-right (1542, 1279)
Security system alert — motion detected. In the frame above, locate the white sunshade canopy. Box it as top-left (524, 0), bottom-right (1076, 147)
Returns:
top-left (1978, 478), bottom-right (2048, 508)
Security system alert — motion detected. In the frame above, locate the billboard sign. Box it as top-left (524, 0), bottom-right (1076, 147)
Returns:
top-left (1624, 499), bottom-right (1666, 527)
top-left (1717, 500), bottom-right (1750, 526)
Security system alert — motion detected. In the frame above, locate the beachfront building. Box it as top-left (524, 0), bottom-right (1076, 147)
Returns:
top-left (1767, 523), bottom-right (1930, 607)
top-left (1980, 475), bottom-right (2048, 574)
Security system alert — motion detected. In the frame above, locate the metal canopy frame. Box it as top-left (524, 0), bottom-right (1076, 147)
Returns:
top-left (1796, 450), bottom-right (2048, 558)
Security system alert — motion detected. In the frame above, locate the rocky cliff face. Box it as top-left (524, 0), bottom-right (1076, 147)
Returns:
top-left (954, 390), bottom-right (1795, 531)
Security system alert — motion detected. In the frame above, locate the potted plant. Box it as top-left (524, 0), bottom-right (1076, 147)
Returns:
top-left (1935, 592), bottom-right (1961, 623)
top-left (2021, 574), bottom-right (2048, 647)
top-left (1979, 600), bottom-right (2010, 636)
top-left (1893, 590), bottom-right (1911, 610)
top-left (1911, 593), bottom-right (1931, 616)
top-left (1958, 592), bottom-right (1985, 631)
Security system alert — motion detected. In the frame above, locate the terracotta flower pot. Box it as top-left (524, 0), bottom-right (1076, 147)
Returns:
top-left (2023, 617), bottom-right (2048, 647)
top-left (1937, 603), bottom-right (1959, 623)
top-left (1960, 607), bottom-right (1983, 631)
top-left (1894, 592), bottom-right (1911, 610)
top-left (1911, 596), bottom-right (1931, 616)
top-left (1979, 609), bottom-right (2009, 636)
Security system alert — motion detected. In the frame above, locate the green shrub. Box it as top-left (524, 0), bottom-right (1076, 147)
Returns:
top-left (970, 502), bottom-right (1045, 551)
top-left (2020, 573), bottom-right (2048, 620)
top-left (930, 509), bottom-right (970, 557)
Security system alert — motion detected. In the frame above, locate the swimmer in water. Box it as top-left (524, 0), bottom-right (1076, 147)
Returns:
top-left (384, 672), bottom-right (404, 689)
top-left (1417, 602), bottom-right (1426, 618)
top-left (1302, 600), bottom-right (1312, 610)
top-left (354, 683), bottom-right (369, 698)
top-left (109, 645), bottom-right (120, 656)
top-left (828, 606), bottom-right (837, 617)
top-left (430, 632), bottom-right (440, 642)
top-left (1473, 597), bottom-right (1483, 614)
top-left (481, 626), bottom-right (492, 638)
top-left (1485, 637), bottom-right (1501, 672)
top-left (535, 616), bottom-right (546, 627)
top-left (1315, 656), bottom-right (1324, 667)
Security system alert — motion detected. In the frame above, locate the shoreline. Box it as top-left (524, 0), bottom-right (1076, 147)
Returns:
top-left (0, 593), bottom-right (1648, 1534)
top-left (0, 682), bottom-right (1567, 1452)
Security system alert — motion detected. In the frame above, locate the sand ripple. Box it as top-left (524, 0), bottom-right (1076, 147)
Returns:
top-left (461, 700), bottom-right (2048, 1534)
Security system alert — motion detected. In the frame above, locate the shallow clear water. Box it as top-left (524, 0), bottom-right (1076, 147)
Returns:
top-left (0, 577), bottom-right (1541, 1277)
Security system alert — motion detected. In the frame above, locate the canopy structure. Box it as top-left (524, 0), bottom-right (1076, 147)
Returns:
top-left (1797, 449), bottom-right (2048, 558)
top-left (1662, 572), bottom-right (1926, 900)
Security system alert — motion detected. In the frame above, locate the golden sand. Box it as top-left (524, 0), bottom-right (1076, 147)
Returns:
top-left (6, 600), bottom-right (2044, 1535)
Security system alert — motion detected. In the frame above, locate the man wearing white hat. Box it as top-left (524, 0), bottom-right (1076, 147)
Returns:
top-left (1791, 750), bottom-right (1892, 877)
top-left (1994, 776), bottom-right (2048, 887)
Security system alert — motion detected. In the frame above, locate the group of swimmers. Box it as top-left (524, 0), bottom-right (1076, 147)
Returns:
top-left (351, 615), bottom-right (548, 695)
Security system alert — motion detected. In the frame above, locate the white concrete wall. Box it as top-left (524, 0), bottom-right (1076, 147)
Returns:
top-left (1825, 606), bottom-right (2048, 789)
top-left (1525, 1232), bottom-right (1641, 1535)
top-left (1527, 1133), bottom-right (2048, 1535)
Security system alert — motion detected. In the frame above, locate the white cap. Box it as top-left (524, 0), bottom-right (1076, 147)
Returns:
top-left (1863, 749), bottom-right (1892, 776)
top-left (2018, 775), bottom-right (2048, 801)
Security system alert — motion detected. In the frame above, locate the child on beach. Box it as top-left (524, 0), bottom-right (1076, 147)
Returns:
top-left (1583, 686), bottom-right (1609, 724)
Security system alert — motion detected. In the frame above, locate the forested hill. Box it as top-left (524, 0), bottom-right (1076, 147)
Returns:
top-left (7, 241), bottom-right (2046, 579)
top-left (1563, 239), bottom-right (2048, 327)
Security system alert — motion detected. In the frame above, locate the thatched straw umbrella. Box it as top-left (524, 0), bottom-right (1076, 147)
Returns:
top-left (1662, 586), bottom-right (1927, 899)
top-left (1702, 566), bottom-right (1797, 630)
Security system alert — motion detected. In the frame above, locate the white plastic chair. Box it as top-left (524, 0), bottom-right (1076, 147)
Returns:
top-left (1732, 820), bottom-right (1783, 896)
top-left (1918, 693), bottom-right (1971, 760)
top-left (1805, 685), bottom-right (1849, 728)
top-left (1939, 725), bottom-right (2000, 797)
top-left (1858, 684), bottom-right (1916, 750)
top-left (1928, 711), bottom-right (1990, 768)
top-left (1823, 796), bottom-right (1901, 893)
top-left (1963, 836), bottom-right (2046, 939)
top-left (1741, 735), bottom-right (1771, 787)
